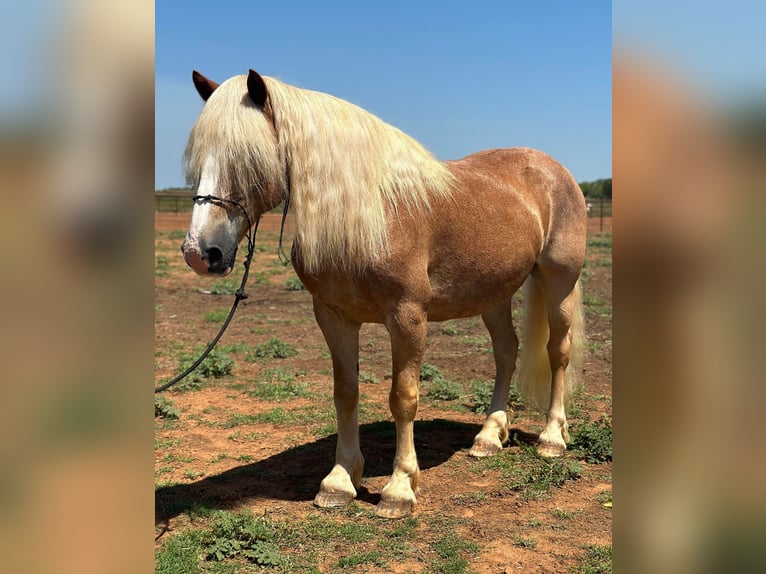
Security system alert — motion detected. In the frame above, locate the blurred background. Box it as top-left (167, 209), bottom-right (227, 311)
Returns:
top-left (0, 1), bottom-right (153, 572)
top-left (0, 0), bottom-right (764, 572)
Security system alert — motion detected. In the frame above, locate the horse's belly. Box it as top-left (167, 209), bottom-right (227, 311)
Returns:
top-left (426, 267), bottom-right (530, 321)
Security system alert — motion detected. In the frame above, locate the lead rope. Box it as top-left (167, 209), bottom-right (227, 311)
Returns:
top-left (154, 195), bottom-right (258, 393)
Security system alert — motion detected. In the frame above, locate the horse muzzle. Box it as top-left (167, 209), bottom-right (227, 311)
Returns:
top-left (181, 237), bottom-right (236, 276)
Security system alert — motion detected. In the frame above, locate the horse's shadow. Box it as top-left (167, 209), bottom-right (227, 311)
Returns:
top-left (155, 419), bottom-right (541, 529)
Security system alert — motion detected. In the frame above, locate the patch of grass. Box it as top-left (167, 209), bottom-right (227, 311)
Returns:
top-left (246, 337), bottom-right (297, 361)
top-left (204, 308), bottom-right (230, 322)
top-left (155, 255), bottom-right (171, 277)
top-left (156, 530), bottom-right (204, 574)
top-left (201, 510), bottom-right (285, 567)
top-left (155, 396), bottom-right (179, 419)
top-left (596, 489), bottom-right (612, 506)
top-left (429, 532), bottom-right (479, 574)
top-left (587, 234), bottom-right (612, 250)
top-left (337, 550), bottom-right (385, 569)
top-left (552, 508), bottom-right (578, 520)
top-left (249, 368), bottom-right (312, 401)
top-left (441, 322), bottom-right (461, 336)
top-left (283, 276), bottom-right (306, 291)
top-left (209, 277), bottom-right (241, 295)
top-left (469, 379), bottom-right (494, 414)
top-left (183, 469), bottom-right (204, 480)
top-left (419, 363), bottom-right (463, 401)
top-left (513, 534), bottom-right (538, 548)
top-left (168, 229), bottom-right (187, 240)
top-left (569, 416), bottom-right (612, 463)
top-left (571, 544), bottom-right (612, 574)
top-left (507, 446), bottom-right (583, 500)
top-left (583, 293), bottom-right (611, 316)
top-left (172, 346), bottom-right (235, 391)
top-left (359, 370), bottom-right (377, 384)
top-left (220, 414), bottom-right (260, 428)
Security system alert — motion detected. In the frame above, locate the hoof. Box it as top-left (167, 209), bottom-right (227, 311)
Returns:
top-left (375, 499), bottom-right (414, 519)
top-left (536, 441), bottom-right (565, 458)
top-left (468, 437), bottom-right (503, 458)
top-left (313, 491), bottom-right (355, 508)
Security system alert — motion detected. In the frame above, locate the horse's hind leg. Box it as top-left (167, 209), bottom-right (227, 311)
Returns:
top-left (469, 300), bottom-right (517, 457)
top-left (535, 270), bottom-right (582, 458)
top-left (312, 300), bottom-right (365, 508)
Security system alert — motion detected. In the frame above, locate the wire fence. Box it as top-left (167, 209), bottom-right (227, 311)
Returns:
top-left (155, 192), bottom-right (611, 232)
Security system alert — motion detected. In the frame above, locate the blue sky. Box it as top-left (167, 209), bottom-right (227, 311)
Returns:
top-left (156, 1), bottom-right (611, 189)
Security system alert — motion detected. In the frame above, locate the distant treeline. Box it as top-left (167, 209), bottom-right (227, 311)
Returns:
top-left (579, 178), bottom-right (611, 199)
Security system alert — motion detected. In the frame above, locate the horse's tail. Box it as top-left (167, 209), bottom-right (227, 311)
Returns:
top-left (516, 276), bottom-right (585, 411)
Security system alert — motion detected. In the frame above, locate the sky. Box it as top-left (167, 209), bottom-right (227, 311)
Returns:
top-left (155, 0), bottom-right (612, 189)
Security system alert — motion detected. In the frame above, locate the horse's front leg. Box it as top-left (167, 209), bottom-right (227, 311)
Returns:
top-left (377, 302), bottom-right (427, 518)
top-left (312, 300), bottom-right (364, 508)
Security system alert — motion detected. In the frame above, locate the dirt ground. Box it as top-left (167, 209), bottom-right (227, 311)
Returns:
top-left (155, 212), bottom-right (612, 573)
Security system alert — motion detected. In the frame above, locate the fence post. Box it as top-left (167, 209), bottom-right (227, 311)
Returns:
top-left (599, 197), bottom-right (604, 233)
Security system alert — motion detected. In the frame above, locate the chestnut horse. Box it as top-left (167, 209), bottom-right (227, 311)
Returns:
top-left (181, 69), bottom-right (586, 518)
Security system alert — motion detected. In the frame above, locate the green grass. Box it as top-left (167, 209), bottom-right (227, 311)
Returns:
top-left (170, 346), bottom-right (235, 392)
top-left (569, 417), bottom-right (612, 463)
top-left (428, 532), bottom-right (479, 574)
top-left (155, 396), bottom-right (179, 419)
top-left (209, 277), bottom-right (241, 295)
top-left (283, 276), bottom-right (306, 291)
top-left (204, 308), bottom-right (230, 322)
top-left (571, 544), bottom-right (612, 574)
top-left (248, 368), bottom-right (313, 401)
top-left (512, 534), bottom-right (538, 548)
top-left (156, 255), bottom-right (171, 277)
top-left (246, 338), bottom-right (297, 361)
top-left (587, 234), bottom-right (612, 250)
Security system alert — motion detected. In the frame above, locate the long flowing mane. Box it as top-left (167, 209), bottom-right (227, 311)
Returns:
top-left (185, 75), bottom-right (455, 273)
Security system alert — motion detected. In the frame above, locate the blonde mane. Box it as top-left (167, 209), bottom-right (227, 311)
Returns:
top-left (185, 75), bottom-right (455, 273)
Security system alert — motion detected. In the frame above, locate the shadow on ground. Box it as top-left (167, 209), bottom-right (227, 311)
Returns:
top-left (155, 419), bottom-right (492, 524)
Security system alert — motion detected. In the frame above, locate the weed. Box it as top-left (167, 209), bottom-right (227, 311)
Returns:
top-left (569, 416), bottom-right (612, 463)
top-left (249, 368), bottom-right (312, 401)
top-left (209, 277), bottom-right (240, 295)
top-left (204, 308), bottom-right (230, 322)
top-left (488, 444), bottom-right (583, 500)
top-left (596, 489), bottom-right (612, 506)
top-left (172, 346), bottom-right (234, 391)
top-left (168, 229), bottom-right (186, 240)
top-left (441, 322), bottom-right (461, 336)
top-left (587, 234), bottom-right (612, 249)
top-left (513, 534), bottom-right (538, 548)
top-left (210, 453), bottom-right (229, 463)
top-left (571, 544), bottom-right (612, 574)
top-left (283, 276), bottom-right (306, 291)
top-left (426, 377), bottom-right (464, 401)
top-left (420, 363), bottom-right (444, 382)
top-left (469, 379), bottom-right (494, 414)
top-left (155, 255), bottom-right (170, 277)
top-left (220, 342), bottom-right (251, 354)
top-left (337, 550), bottom-right (385, 568)
top-left (552, 508), bottom-right (578, 520)
top-left (155, 530), bottom-right (205, 574)
top-left (155, 396), bottom-right (179, 419)
top-left (220, 414), bottom-right (260, 428)
top-left (246, 337), bottom-right (297, 360)
top-left (202, 510), bottom-right (285, 567)
top-left (183, 469), bottom-right (204, 480)
top-left (359, 370), bottom-right (377, 384)
top-left (429, 532), bottom-right (479, 574)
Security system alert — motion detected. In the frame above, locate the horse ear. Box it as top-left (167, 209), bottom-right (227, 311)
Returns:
top-left (192, 70), bottom-right (219, 101)
top-left (247, 69), bottom-right (268, 107)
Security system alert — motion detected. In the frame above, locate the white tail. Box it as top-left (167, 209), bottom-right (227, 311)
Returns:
top-left (516, 277), bottom-right (585, 411)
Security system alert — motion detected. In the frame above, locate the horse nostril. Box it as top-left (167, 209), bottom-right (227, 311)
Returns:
top-left (206, 246), bottom-right (224, 266)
